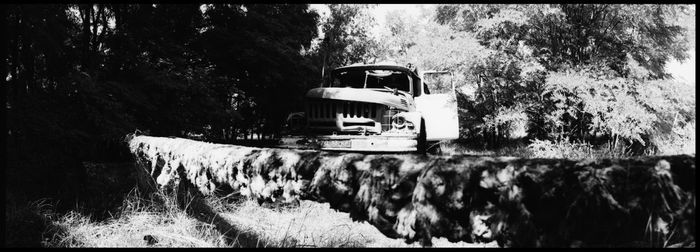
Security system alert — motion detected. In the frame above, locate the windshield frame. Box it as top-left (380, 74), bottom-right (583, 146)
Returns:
top-left (327, 65), bottom-right (416, 96)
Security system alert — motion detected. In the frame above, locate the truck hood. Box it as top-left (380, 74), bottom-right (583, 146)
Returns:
top-left (306, 87), bottom-right (410, 111)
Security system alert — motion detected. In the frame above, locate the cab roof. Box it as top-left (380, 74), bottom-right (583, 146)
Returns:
top-left (332, 64), bottom-right (421, 79)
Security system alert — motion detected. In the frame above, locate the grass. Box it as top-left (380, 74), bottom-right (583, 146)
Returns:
top-left (9, 171), bottom-right (692, 248)
top-left (11, 132), bottom-right (692, 247)
top-left (39, 189), bottom-right (229, 247)
top-left (437, 135), bottom-right (695, 159)
top-left (437, 141), bottom-right (535, 157)
top-left (4, 197), bottom-right (56, 247)
top-left (25, 186), bottom-right (497, 248)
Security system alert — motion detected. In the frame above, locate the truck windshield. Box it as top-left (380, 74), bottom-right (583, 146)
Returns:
top-left (329, 69), bottom-right (411, 93)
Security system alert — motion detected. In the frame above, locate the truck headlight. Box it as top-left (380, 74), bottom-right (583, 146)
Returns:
top-left (385, 110), bottom-right (419, 133)
top-left (286, 112), bottom-right (306, 132)
top-left (392, 115), bottom-right (406, 129)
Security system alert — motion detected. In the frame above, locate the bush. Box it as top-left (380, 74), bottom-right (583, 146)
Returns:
top-left (649, 121), bottom-right (696, 155)
top-left (528, 138), bottom-right (596, 159)
top-left (527, 136), bottom-right (651, 159)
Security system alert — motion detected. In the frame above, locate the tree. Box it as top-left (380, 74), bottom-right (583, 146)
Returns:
top-left (437, 4), bottom-right (690, 79)
top-left (317, 4), bottom-right (379, 80)
top-left (200, 4), bottom-right (320, 138)
top-left (5, 4), bottom-right (323, 204)
top-left (430, 4), bottom-right (693, 147)
top-left (526, 4), bottom-right (690, 79)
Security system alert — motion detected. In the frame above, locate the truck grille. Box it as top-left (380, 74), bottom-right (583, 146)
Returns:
top-left (305, 100), bottom-right (386, 134)
top-left (306, 100), bottom-right (383, 120)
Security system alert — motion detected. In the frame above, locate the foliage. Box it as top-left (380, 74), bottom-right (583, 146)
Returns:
top-left (200, 4), bottom-right (320, 136)
top-left (528, 138), bottom-right (595, 159)
top-left (542, 67), bottom-right (696, 152)
top-left (5, 4), bottom-right (695, 211)
top-left (5, 4), bottom-right (323, 204)
top-left (649, 121), bottom-right (696, 155)
top-left (482, 104), bottom-right (529, 140)
top-left (526, 137), bottom-right (637, 159)
top-left (316, 4), bottom-right (379, 77)
top-left (639, 79), bottom-right (696, 155)
top-left (429, 4), bottom-right (694, 152)
top-left (526, 4), bottom-right (690, 79)
top-left (544, 71), bottom-right (654, 145)
top-left (388, 17), bottom-right (486, 83)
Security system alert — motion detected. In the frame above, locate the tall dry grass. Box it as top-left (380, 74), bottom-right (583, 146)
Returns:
top-left (35, 186), bottom-right (497, 247)
top-left (437, 129), bottom-right (695, 159)
top-left (41, 188), bottom-right (229, 247)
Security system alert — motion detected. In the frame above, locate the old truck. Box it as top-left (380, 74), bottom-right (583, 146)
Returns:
top-left (279, 63), bottom-right (459, 153)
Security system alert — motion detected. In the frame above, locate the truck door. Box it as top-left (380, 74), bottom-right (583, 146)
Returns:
top-left (415, 71), bottom-right (459, 141)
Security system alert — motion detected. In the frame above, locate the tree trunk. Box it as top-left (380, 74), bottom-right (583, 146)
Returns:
top-left (20, 21), bottom-right (34, 94)
top-left (10, 7), bottom-right (22, 99)
top-left (127, 135), bottom-right (695, 247)
top-left (97, 5), bottom-right (108, 53)
top-left (111, 4), bottom-right (123, 73)
top-left (90, 5), bottom-right (100, 54)
top-left (80, 4), bottom-right (91, 72)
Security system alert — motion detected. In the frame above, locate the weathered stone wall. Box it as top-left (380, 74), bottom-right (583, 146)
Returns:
top-left (127, 135), bottom-right (695, 247)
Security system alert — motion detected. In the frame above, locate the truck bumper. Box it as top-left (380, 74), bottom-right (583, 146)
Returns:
top-left (278, 134), bottom-right (418, 152)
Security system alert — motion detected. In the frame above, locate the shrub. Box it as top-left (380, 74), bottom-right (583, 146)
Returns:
top-left (482, 104), bottom-right (530, 140)
top-left (527, 138), bottom-right (596, 159)
top-left (649, 121), bottom-right (696, 155)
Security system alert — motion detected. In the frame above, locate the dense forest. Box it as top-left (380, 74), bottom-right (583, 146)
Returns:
top-left (4, 4), bottom-right (695, 212)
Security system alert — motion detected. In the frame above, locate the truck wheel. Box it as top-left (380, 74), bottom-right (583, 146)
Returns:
top-left (417, 120), bottom-right (427, 154)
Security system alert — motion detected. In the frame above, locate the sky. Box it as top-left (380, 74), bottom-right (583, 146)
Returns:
top-left (667, 50), bottom-right (696, 86)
